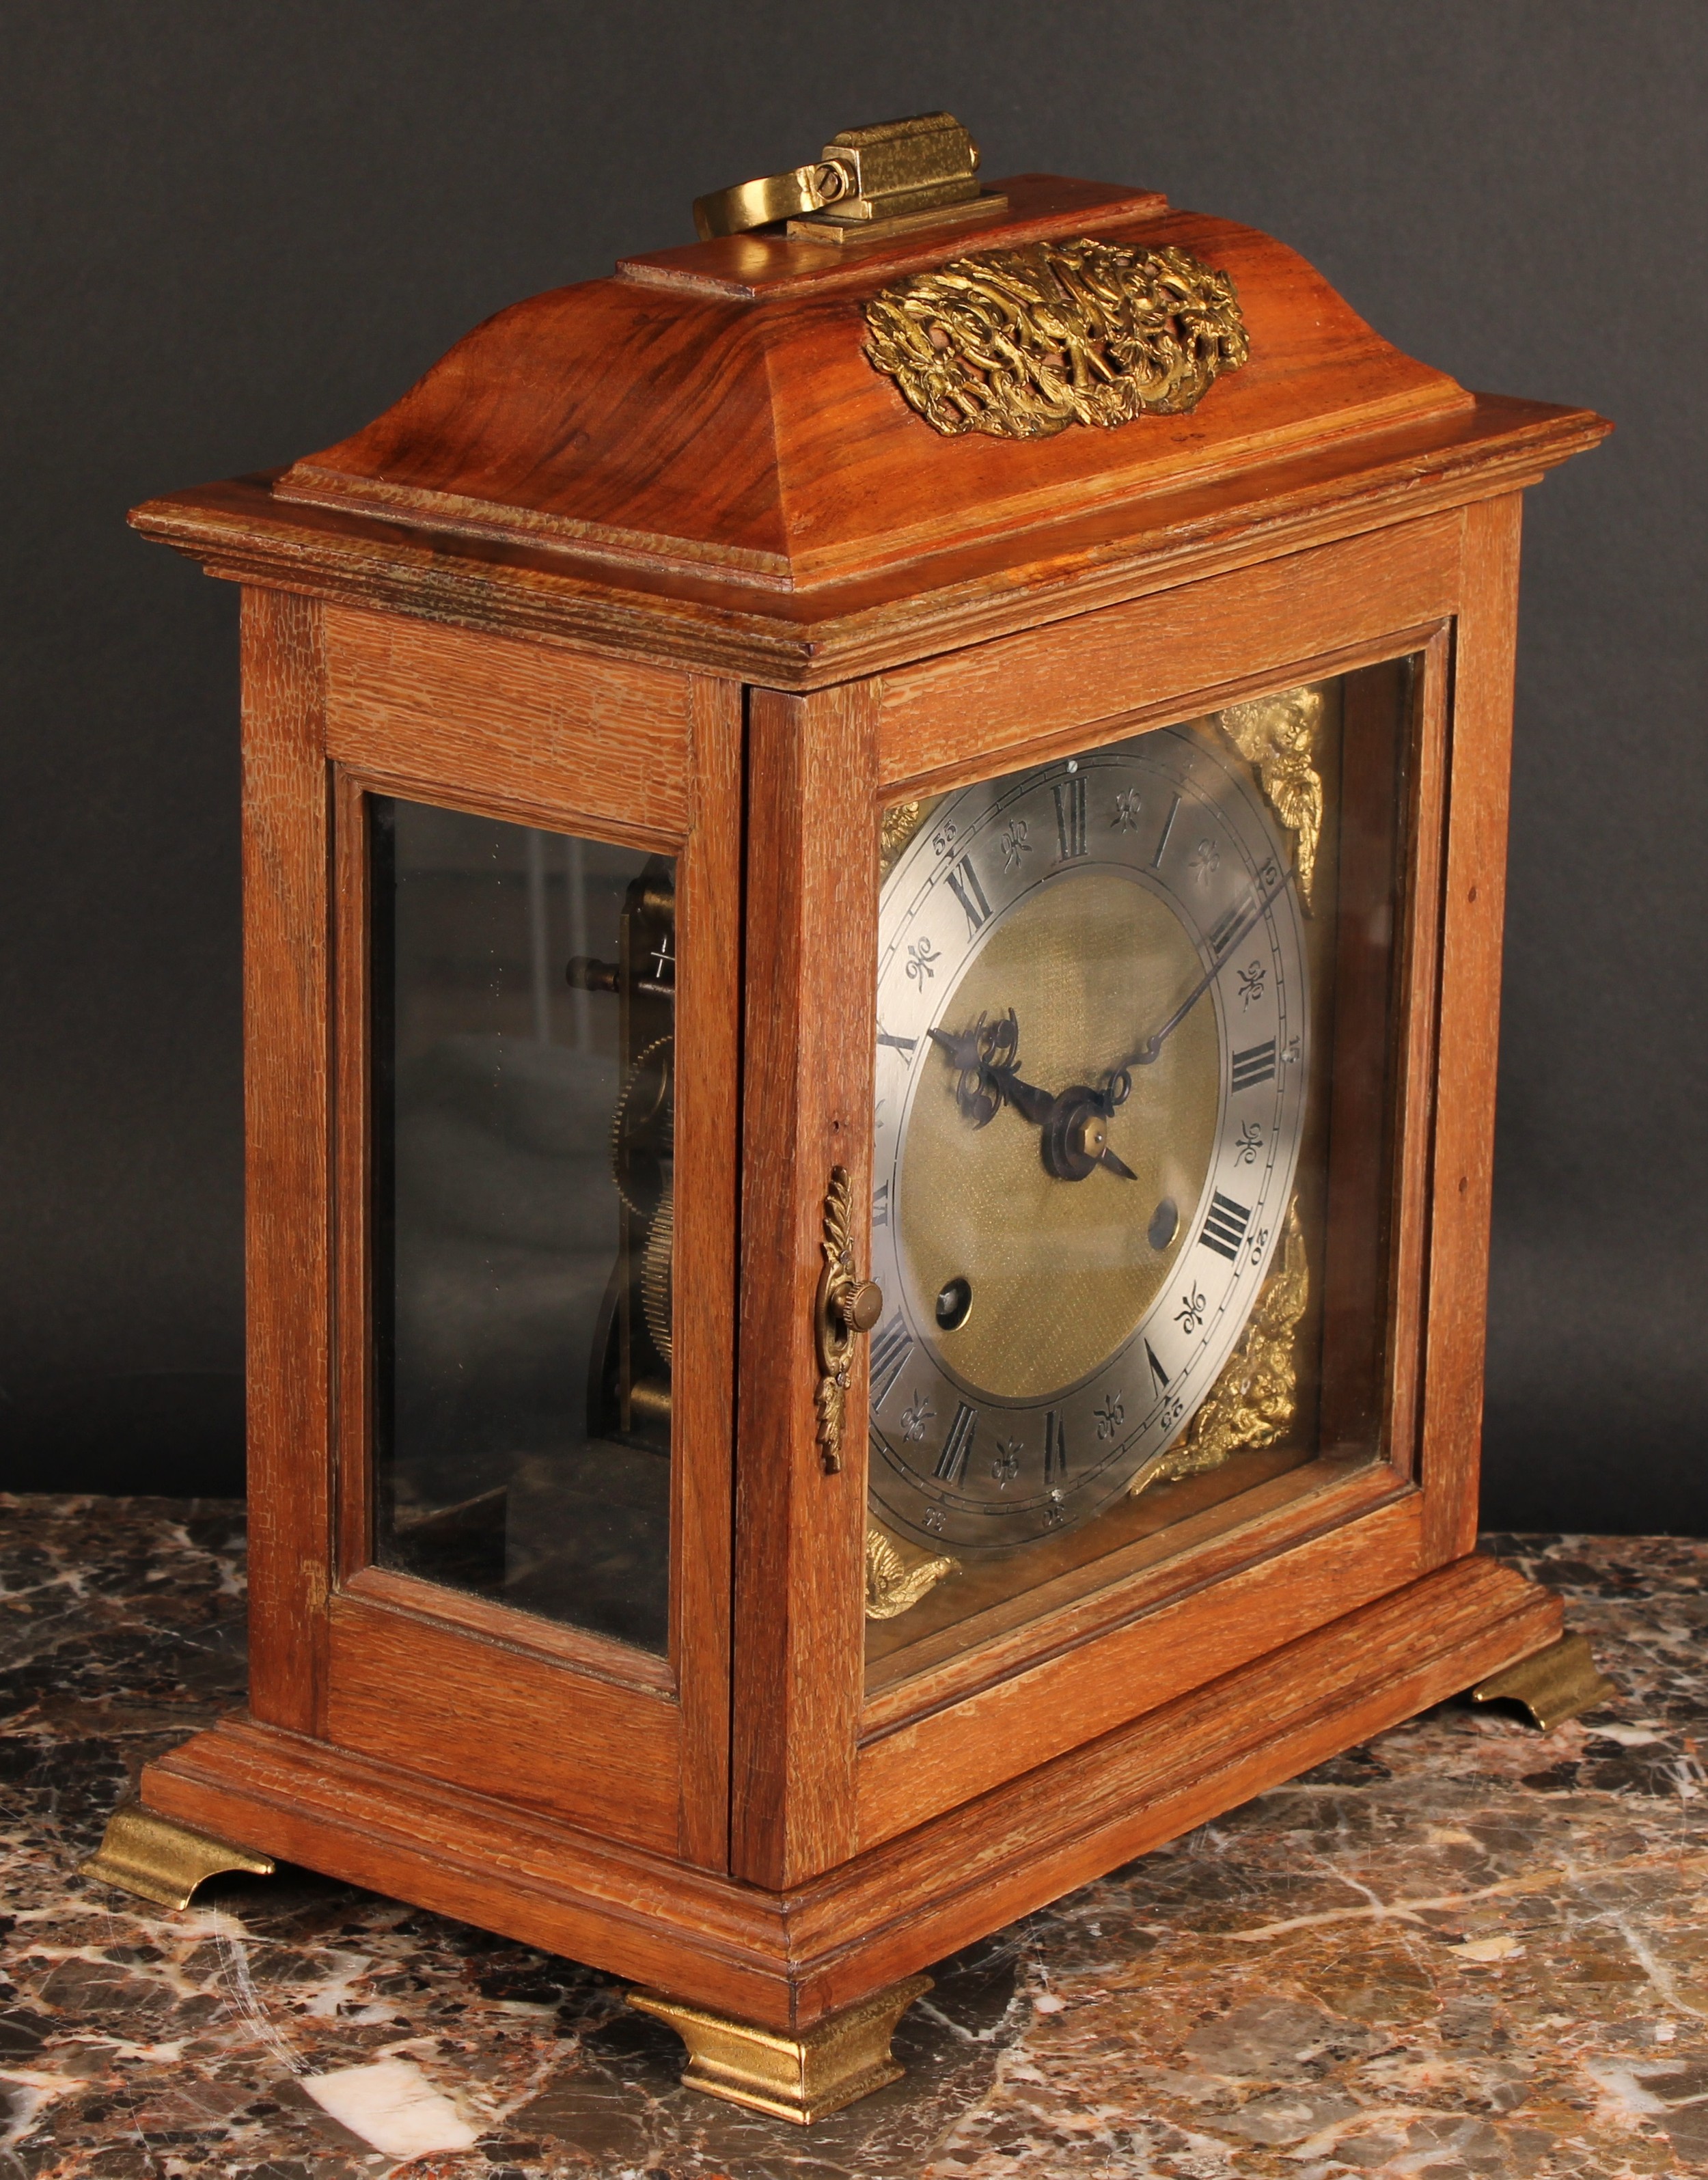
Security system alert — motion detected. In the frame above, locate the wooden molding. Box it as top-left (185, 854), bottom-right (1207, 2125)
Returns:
top-left (130, 398), bottom-right (1605, 689)
top-left (140, 1551), bottom-right (1560, 2032)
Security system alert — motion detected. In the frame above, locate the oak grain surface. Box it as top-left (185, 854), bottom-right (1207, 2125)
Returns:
top-left (854, 1487), bottom-right (1429, 1848)
top-left (1420, 495), bottom-right (1526, 1562)
top-left (323, 1593), bottom-right (682, 1854)
top-left (140, 1552), bottom-right (1560, 2030)
top-left (273, 182), bottom-right (1471, 594)
top-left (240, 589), bottom-right (333, 1737)
top-left (133, 396), bottom-right (1606, 688)
top-left (731, 682), bottom-right (881, 1888)
top-left (874, 516), bottom-right (1461, 792)
top-left (322, 605), bottom-right (692, 840)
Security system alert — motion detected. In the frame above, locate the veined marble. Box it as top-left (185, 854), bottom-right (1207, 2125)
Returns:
top-left (3, 1495), bottom-right (1705, 2179)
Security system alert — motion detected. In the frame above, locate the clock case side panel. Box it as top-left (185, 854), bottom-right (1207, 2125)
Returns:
top-left (849, 506), bottom-right (1517, 1847)
top-left (143, 592), bottom-right (743, 1873)
top-left (235, 587), bottom-right (335, 1739)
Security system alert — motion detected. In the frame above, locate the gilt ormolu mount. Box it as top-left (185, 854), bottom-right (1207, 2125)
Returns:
top-left (95, 113), bottom-right (1610, 2123)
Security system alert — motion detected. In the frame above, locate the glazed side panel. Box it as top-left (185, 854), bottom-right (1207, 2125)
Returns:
top-left (243, 596), bottom-right (740, 1866)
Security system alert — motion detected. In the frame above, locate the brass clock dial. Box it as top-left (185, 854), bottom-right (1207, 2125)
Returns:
top-left (870, 723), bottom-right (1309, 1553)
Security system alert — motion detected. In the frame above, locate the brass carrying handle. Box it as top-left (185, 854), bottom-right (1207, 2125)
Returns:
top-left (693, 157), bottom-right (855, 241)
top-left (813, 1165), bottom-right (882, 1472)
top-left (692, 113), bottom-right (981, 243)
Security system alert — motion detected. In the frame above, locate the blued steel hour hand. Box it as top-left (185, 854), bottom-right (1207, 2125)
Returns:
top-left (928, 1010), bottom-right (1032, 1127)
top-left (928, 1010), bottom-right (1137, 1183)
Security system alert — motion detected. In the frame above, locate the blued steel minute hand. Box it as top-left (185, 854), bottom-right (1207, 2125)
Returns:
top-left (1108, 861), bottom-right (1295, 1091)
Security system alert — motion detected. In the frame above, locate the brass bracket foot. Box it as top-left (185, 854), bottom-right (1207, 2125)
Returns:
top-left (1470, 1631), bottom-right (1617, 1733)
top-left (83, 1800), bottom-right (275, 1910)
top-left (629, 1972), bottom-right (933, 2124)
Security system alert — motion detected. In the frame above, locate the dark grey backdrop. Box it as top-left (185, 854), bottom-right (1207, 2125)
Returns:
top-left (3, 2), bottom-right (1703, 1528)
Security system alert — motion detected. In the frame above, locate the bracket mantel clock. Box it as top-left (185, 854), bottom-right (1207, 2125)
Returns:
top-left (92, 116), bottom-right (1613, 2123)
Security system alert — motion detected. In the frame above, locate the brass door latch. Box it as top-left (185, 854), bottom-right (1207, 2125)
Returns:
top-left (814, 1165), bottom-right (883, 1471)
top-left (693, 112), bottom-right (1004, 248)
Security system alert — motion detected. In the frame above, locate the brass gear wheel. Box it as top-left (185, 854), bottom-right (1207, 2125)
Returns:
top-left (642, 1188), bottom-right (673, 1365)
top-left (609, 1034), bottom-right (674, 1219)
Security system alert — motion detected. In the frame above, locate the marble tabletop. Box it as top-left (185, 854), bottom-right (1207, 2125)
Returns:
top-left (3, 1493), bottom-right (1706, 2180)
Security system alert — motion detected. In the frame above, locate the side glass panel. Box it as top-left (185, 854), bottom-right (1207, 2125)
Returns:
top-left (866, 661), bottom-right (1415, 1684)
top-left (370, 795), bottom-right (674, 1654)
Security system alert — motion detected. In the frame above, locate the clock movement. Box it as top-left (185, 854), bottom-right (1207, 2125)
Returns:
top-left (89, 115), bottom-right (1614, 2123)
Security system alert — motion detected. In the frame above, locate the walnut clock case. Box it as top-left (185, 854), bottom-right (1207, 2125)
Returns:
top-left (93, 133), bottom-right (1611, 2123)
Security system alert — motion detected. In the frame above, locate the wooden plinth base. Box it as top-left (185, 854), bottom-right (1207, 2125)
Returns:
top-left (629, 1974), bottom-right (932, 2122)
top-left (122, 1555), bottom-right (1567, 2034)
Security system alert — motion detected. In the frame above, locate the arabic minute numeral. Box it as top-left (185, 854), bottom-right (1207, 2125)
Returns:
top-left (1198, 1191), bottom-right (1253, 1263)
top-left (1231, 1038), bottom-right (1277, 1092)
top-left (868, 1313), bottom-right (913, 1406)
top-left (1248, 1225), bottom-right (1270, 1267)
top-left (1052, 773), bottom-right (1088, 860)
top-left (1158, 1392), bottom-right (1185, 1431)
top-left (922, 1506), bottom-right (946, 1534)
top-left (945, 857), bottom-right (993, 936)
top-left (935, 1402), bottom-right (978, 1485)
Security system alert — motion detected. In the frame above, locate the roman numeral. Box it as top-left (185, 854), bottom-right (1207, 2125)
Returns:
top-left (1199, 1190), bottom-right (1252, 1262)
top-left (1231, 1038), bottom-right (1277, 1092)
top-left (1051, 775), bottom-right (1087, 860)
top-left (869, 1313), bottom-right (913, 1407)
top-left (872, 1180), bottom-right (890, 1228)
top-left (1144, 1338), bottom-right (1170, 1395)
top-left (1045, 1409), bottom-right (1068, 1483)
top-left (935, 1402), bottom-right (978, 1485)
top-left (946, 857), bottom-right (992, 935)
top-left (877, 1028), bottom-right (918, 1058)
top-left (1150, 792), bottom-right (1181, 868)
